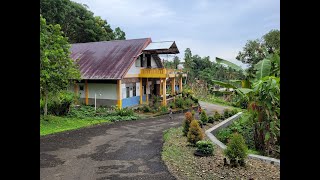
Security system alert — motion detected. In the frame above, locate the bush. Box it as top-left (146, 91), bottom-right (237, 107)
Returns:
top-left (168, 102), bottom-right (176, 109)
top-left (191, 110), bottom-right (195, 118)
top-left (231, 109), bottom-right (238, 116)
top-left (208, 116), bottom-right (214, 123)
top-left (175, 97), bottom-right (185, 109)
top-left (223, 109), bottom-right (231, 118)
top-left (196, 140), bottom-right (214, 156)
top-left (142, 105), bottom-right (152, 112)
top-left (213, 111), bottom-right (222, 121)
top-left (224, 133), bottom-right (248, 167)
top-left (187, 120), bottom-right (204, 145)
top-left (114, 107), bottom-right (134, 116)
top-left (41, 90), bottom-right (76, 116)
top-left (216, 128), bottom-right (232, 144)
top-left (183, 112), bottom-right (193, 136)
top-left (200, 110), bottom-right (208, 124)
top-left (185, 97), bottom-right (194, 107)
top-left (160, 105), bottom-right (168, 114)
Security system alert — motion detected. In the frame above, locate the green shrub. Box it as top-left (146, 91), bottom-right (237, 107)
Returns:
top-left (216, 128), bottom-right (232, 144)
top-left (185, 97), bottom-right (194, 107)
top-left (160, 106), bottom-right (168, 114)
top-left (191, 110), bottom-right (195, 118)
top-left (183, 112), bottom-right (193, 136)
top-left (200, 110), bottom-right (208, 124)
top-left (187, 120), bottom-right (204, 145)
top-left (208, 116), bottom-right (214, 123)
top-left (142, 105), bottom-right (152, 112)
top-left (68, 105), bottom-right (96, 118)
top-left (223, 109), bottom-right (231, 118)
top-left (41, 90), bottom-right (76, 116)
top-left (168, 102), bottom-right (176, 109)
top-left (231, 109), bottom-right (238, 116)
top-left (151, 95), bottom-right (161, 109)
top-left (213, 111), bottom-right (222, 121)
top-left (115, 107), bottom-right (134, 116)
top-left (224, 133), bottom-right (248, 167)
top-left (196, 140), bottom-right (214, 156)
top-left (175, 97), bottom-right (185, 109)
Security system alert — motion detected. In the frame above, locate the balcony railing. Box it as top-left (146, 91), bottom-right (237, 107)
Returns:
top-left (139, 68), bottom-right (182, 78)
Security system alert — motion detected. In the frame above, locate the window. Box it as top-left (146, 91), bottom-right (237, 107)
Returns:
top-left (135, 56), bottom-right (141, 67)
top-left (126, 87), bottom-right (130, 98)
top-left (146, 54), bottom-right (151, 68)
top-left (140, 54), bottom-right (144, 67)
top-left (133, 86), bottom-right (136, 96)
top-left (79, 85), bottom-right (84, 91)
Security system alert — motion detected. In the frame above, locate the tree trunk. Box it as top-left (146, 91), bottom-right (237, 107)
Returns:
top-left (44, 91), bottom-right (48, 116)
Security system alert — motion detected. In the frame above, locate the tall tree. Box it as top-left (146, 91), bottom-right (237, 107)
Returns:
top-left (40, 0), bottom-right (125, 43)
top-left (40, 16), bottom-right (80, 115)
top-left (114, 27), bottom-right (126, 40)
top-left (236, 29), bottom-right (280, 70)
top-left (173, 56), bottom-right (180, 69)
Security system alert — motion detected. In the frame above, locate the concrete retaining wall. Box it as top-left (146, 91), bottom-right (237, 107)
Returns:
top-left (205, 112), bottom-right (280, 166)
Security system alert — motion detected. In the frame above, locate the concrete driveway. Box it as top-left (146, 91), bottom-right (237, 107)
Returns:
top-left (198, 101), bottom-right (230, 115)
top-left (40, 114), bottom-right (184, 180)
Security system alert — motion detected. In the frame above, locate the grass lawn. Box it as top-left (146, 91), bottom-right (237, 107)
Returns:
top-left (40, 115), bottom-right (112, 136)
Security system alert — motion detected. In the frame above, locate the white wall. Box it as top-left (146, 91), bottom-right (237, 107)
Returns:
top-left (75, 83), bottom-right (117, 100)
top-left (126, 54), bottom-right (160, 75)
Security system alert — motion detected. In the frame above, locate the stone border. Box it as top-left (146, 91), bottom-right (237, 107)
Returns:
top-left (205, 112), bottom-right (280, 166)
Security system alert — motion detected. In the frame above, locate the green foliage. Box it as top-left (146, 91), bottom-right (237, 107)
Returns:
top-left (168, 102), bottom-right (176, 109)
top-left (183, 112), bottom-right (193, 136)
top-left (200, 110), bottom-right (208, 124)
top-left (40, 0), bottom-right (125, 43)
top-left (151, 95), bottom-right (162, 110)
top-left (213, 111), bottom-right (222, 121)
top-left (142, 105), bottom-right (152, 113)
top-left (223, 109), bottom-right (232, 118)
top-left (196, 140), bottom-right (214, 156)
top-left (114, 107), bottom-right (134, 116)
top-left (231, 109), bottom-right (239, 115)
top-left (160, 106), bottom-right (168, 114)
top-left (236, 29), bottom-right (280, 72)
top-left (175, 97), bottom-right (185, 109)
top-left (114, 27), bottom-right (126, 40)
top-left (208, 116), bottom-right (214, 123)
top-left (41, 90), bottom-right (76, 116)
top-left (40, 15), bottom-right (80, 115)
top-left (191, 110), bottom-right (195, 118)
top-left (224, 133), bottom-right (248, 166)
top-left (187, 120), bottom-right (204, 145)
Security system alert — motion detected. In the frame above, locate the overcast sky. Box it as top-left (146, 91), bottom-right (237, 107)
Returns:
top-left (72, 0), bottom-right (279, 67)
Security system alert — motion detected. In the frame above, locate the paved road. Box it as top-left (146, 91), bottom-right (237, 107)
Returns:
top-left (198, 101), bottom-right (230, 115)
top-left (40, 114), bottom-right (184, 180)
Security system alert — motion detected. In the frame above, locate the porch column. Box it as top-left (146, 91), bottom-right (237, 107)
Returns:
top-left (117, 80), bottom-right (122, 109)
top-left (140, 78), bottom-right (143, 104)
top-left (171, 77), bottom-right (176, 102)
top-left (160, 80), bottom-right (162, 95)
top-left (85, 80), bottom-right (89, 105)
top-left (162, 78), bottom-right (166, 106)
top-left (179, 76), bottom-right (183, 93)
top-left (146, 78), bottom-right (149, 104)
top-left (74, 82), bottom-right (78, 104)
top-left (171, 77), bottom-right (175, 95)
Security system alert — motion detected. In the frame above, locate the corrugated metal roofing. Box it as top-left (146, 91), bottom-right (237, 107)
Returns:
top-left (143, 41), bottom-right (179, 54)
top-left (70, 38), bottom-right (151, 80)
top-left (144, 41), bottom-right (175, 50)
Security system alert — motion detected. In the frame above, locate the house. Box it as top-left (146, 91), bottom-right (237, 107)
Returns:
top-left (69, 38), bottom-right (184, 109)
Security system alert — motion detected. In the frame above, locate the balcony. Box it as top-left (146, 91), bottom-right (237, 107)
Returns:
top-left (139, 68), bottom-right (183, 78)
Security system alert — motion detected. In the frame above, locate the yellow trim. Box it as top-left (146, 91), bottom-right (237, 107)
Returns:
top-left (171, 78), bottom-right (175, 95)
top-left (179, 77), bottom-right (183, 93)
top-left (140, 78), bottom-right (143, 104)
top-left (139, 74), bottom-right (167, 78)
top-left (85, 80), bottom-right (89, 105)
top-left (146, 78), bottom-right (149, 104)
top-left (162, 78), bottom-right (167, 106)
top-left (124, 74), bottom-right (140, 78)
top-left (117, 80), bottom-right (122, 109)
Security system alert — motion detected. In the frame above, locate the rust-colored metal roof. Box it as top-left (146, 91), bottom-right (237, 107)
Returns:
top-left (70, 38), bottom-right (151, 80)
